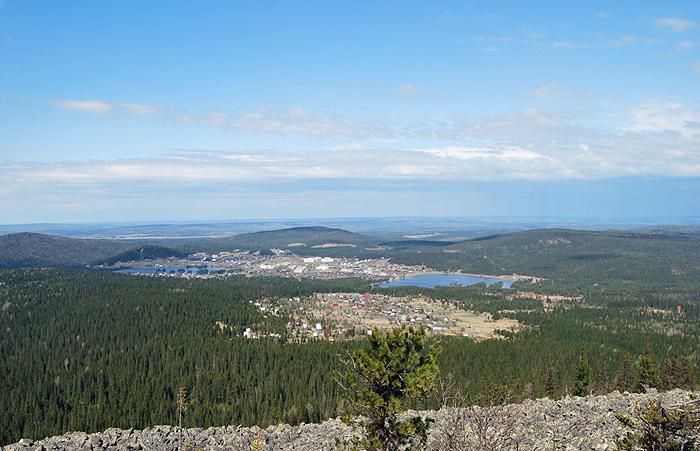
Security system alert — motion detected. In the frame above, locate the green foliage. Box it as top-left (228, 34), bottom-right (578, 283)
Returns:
top-left (0, 233), bottom-right (134, 268)
top-left (0, 269), bottom-right (369, 445)
top-left (636, 351), bottom-right (661, 393)
top-left (377, 229), bottom-right (700, 290)
top-left (544, 366), bottom-right (559, 398)
top-left (573, 357), bottom-right (591, 397)
top-left (616, 399), bottom-right (700, 450)
top-left (0, 268), bottom-right (698, 445)
top-left (616, 354), bottom-right (635, 393)
top-left (663, 357), bottom-right (696, 391)
top-left (337, 326), bottom-right (441, 450)
top-left (100, 245), bottom-right (184, 266)
top-left (591, 359), bottom-right (610, 396)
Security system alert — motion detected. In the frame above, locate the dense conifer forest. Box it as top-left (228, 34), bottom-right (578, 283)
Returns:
top-left (1, 269), bottom-right (698, 445)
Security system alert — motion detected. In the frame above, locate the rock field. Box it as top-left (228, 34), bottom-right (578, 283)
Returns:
top-left (4, 389), bottom-right (698, 450)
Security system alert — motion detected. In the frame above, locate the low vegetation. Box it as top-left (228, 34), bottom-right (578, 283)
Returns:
top-left (616, 397), bottom-right (700, 450)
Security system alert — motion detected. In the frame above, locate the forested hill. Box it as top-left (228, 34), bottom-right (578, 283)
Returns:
top-left (179, 226), bottom-right (379, 253)
top-left (99, 245), bottom-right (187, 266)
top-left (0, 227), bottom-right (377, 268)
top-left (0, 233), bottom-right (133, 268)
top-left (0, 233), bottom-right (180, 268)
top-left (385, 229), bottom-right (700, 289)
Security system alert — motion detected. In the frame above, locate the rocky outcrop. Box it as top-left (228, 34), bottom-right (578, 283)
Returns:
top-left (4, 389), bottom-right (698, 450)
top-left (3, 421), bottom-right (355, 451)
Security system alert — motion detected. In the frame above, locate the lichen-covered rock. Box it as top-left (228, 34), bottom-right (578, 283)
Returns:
top-left (3, 389), bottom-right (698, 450)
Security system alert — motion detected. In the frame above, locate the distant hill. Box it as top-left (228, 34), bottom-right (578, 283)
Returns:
top-left (183, 226), bottom-right (379, 253)
top-left (384, 228), bottom-right (700, 288)
top-left (181, 226), bottom-right (700, 288)
top-left (0, 233), bottom-right (180, 268)
top-left (2, 228), bottom-right (699, 288)
top-left (380, 239), bottom-right (458, 248)
top-left (99, 245), bottom-right (186, 266)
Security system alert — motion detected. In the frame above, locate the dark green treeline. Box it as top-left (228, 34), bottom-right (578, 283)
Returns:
top-left (1, 269), bottom-right (698, 445)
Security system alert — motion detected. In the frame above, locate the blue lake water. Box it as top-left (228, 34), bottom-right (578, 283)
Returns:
top-left (379, 273), bottom-right (513, 289)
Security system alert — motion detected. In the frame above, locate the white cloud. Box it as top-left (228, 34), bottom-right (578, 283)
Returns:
top-left (607, 36), bottom-right (661, 48)
top-left (654, 17), bottom-right (696, 32)
top-left (676, 40), bottom-right (699, 50)
top-left (117, 102), bottom-right (158, 116)
top-left (200, 107), bottom-right (395, 139)
top-left (52, 99), bottom-right (112, 115)
top-left (30, 97), bottom-right (700, 184)
top-left (52, 99), bottom-right (158, 116)
top-left (534, 84), bottom-right (559, 98)
top-left (692, 61), bottom-right (700, 74)
top-left (422, 145), bottom-right (545, 161)
top-left (397, 83), bottom-right (424, 97)
top-left (608, 35), bottom-right (639, 48)
top-left (626, 99), bottom-right (700, 138)
top-left (0, 146), bottom-right (575, 185)
top-left (547, 41), bottom-right (587, 49)
top-left (595, 11), bottom-right (609, 19)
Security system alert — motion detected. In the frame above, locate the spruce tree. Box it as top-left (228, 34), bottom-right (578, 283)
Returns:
top-left (590, 361), bottom-right (609, 396)
top-left (573, 357), bottom-right (591, 397)
top-left (544, 366), bottom-right (558, 399)
top-left (634, 351), bottom-right (660, 393)
top-left (615, 353), bottom-right (634, 393)
top-left (662, 356), bottom-right (695, 390)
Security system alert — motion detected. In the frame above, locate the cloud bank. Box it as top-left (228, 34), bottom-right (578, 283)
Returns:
top-left (9, 98), bottom-right (700, 192)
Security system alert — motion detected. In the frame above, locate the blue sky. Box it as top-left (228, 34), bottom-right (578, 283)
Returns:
top-left (1, 1), bottom-right (699, 223)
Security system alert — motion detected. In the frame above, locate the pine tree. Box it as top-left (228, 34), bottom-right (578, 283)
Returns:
top-left (337, 326), bottom-right (441, 451)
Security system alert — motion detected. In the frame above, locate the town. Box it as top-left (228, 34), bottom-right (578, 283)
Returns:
top-left (110, 249), bottom-right (429, 281)
top-left (241, 291), bottom-right (520, 343)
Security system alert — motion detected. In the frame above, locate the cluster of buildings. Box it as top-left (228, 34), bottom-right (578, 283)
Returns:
top-left (279, 292), bottom-right (466, 341)
top-left (114, 250), bottom-right (427, 281)
top-left (219, 291), bottom-right (519, 343)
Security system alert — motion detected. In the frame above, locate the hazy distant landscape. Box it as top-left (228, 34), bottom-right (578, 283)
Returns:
top-left (2, 0), bottom-right (700, 448)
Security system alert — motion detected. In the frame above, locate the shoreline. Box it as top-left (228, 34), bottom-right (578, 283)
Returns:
top-left (391, 269), bottom-right (538, 283)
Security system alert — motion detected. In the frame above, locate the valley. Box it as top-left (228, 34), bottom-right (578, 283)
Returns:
top-left (1, 226), bottom-right (699, 445)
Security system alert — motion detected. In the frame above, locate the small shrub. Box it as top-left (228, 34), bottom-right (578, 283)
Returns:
top-left (616, 398), bottom-right (700, 450)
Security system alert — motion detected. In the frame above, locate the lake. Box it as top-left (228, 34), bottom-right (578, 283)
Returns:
top-left (379, 273), bottom-right (513, 289)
